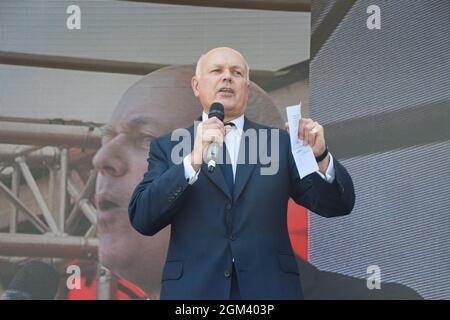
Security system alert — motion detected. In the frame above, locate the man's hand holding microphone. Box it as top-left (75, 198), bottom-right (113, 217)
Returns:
top-left (190, 103), bottom-right (231, 172)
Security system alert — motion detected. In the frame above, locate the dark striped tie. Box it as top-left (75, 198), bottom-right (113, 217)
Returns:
top-left (220, 123), bottom-right (235, 196)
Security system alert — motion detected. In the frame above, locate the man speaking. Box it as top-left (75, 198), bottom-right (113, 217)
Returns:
top-left (128, 47), bottom-right (355, 300)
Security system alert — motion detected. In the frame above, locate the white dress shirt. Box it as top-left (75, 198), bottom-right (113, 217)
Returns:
top-left (183, 112), bottom-right (335, 184)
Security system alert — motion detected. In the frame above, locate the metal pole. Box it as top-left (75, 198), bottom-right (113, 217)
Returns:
top-left (0, 181), bottom-right (49, 233)
top-left (84, 225), bottom-right (96, 239)
top-left (48, 165), bottom-right (58, 217)
top-left (9, 164), bottom-right (20, 233)
top-left (121, 0), bottom-right (311, 12)
top-left (67, 179), bottom-right (97, 225)
top-left (65, 169), bottom-right (97, 230)
top-left (96, 265), bottom-right (115, 300)
top-left (0, 51), bottom-right (164, 76)
top-left (0, 145), bottom-right (59, 165)
top-left (0, 121), bottom-right (101, 149)
top-left (16, 157), bottom-right (59, 233)
top-left (59, 148), bottom-right (68, 233)
top-left (0, 146), bottom-right (96, 178)
top-left (78, 199), bottom-right (97, 225)
top-left (0, 233), bottom-right (98, 259)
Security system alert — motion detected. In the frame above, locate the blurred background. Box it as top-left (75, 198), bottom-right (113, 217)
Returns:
top-left (309, 0), bottom-right (450, 299)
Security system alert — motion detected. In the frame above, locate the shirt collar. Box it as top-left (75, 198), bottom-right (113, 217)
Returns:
top-left (202, 112), bottom-right (245, 132)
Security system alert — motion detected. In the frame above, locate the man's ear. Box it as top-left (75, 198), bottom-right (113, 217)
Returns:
top-left (191, 76), bottom-right (199, 97)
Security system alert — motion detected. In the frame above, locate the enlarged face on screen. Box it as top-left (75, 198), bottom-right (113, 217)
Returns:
top-left (92, 66), bottom-right (200, 298)
top-left (91, 64), bottom-right (283, 298)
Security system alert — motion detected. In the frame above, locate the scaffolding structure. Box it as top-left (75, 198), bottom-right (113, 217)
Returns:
top-left (0, 118), bottom-right (116, 299)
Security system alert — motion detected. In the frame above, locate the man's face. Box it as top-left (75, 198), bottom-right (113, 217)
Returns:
top-left (92, 107), bottom-right (158, 270)
top-left (192, 47), bottom-right (250, 119)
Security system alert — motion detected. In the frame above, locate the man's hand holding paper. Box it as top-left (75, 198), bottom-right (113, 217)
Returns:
top-left (286, 104), bottom-right (331, 177)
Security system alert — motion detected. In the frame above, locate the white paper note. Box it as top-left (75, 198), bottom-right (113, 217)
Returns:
top-left (286, 104), bottom-right (319, 179)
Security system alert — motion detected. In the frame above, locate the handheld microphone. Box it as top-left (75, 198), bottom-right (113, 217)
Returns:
top-left (1, 260), bottom-right (60, 300)
top-left (206, 102), bottom-right (225, 173)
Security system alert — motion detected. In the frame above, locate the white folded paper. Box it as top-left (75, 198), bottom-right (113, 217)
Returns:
top-left (286, 104), bottom-right (319, 179)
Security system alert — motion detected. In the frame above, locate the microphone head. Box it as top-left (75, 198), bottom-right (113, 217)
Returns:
top-left (208, 102), bottom-right (225, 122)
top-left (3, 260), bottom-right (60, 300)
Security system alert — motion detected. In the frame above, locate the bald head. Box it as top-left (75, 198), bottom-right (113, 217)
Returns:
top-left (195, 47), bottom-right (250, 81)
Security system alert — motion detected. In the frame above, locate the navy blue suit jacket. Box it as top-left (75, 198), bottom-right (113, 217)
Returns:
top-left (128, 118), bottom-right (355, 299)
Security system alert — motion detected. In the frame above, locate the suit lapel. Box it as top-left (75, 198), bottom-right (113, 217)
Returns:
top-left (201, 162), bottom-right (232, 201)
top-left (233, 117), bottom-right (257, 202)
top-left (188, 116), bottom-right (258, 202)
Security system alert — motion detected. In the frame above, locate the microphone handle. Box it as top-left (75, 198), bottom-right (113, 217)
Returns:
top-left (206, 142), bottom-right (220, 173)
